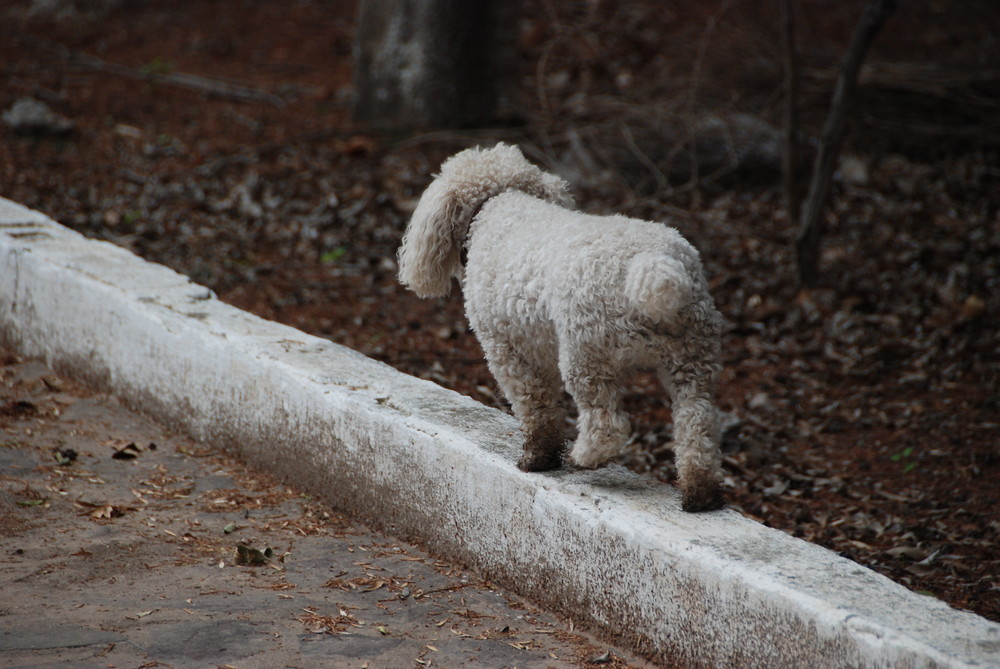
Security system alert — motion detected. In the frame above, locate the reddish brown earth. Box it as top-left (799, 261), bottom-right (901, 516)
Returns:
top-left (2, 0), bottom-right (998, 625)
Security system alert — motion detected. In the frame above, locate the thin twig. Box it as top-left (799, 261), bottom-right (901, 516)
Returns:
top-left (620, 124), bottom-right (669, 192)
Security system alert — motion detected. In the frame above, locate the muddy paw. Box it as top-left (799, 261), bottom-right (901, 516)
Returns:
top-left (517, 449), bottom-right (562, 472)
top-left (518, 427), bottom-right (565, 472)
top-left (680, 483), bottom-right (725, 513)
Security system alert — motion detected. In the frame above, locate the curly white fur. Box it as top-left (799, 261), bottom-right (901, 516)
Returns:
top-left (398, 143), bottom-right (725, 512)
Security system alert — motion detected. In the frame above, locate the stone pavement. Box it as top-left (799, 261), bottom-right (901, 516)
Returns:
top-left (0, 352), bottom-right (652, 669)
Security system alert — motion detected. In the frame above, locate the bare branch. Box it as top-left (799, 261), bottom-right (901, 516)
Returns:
top-left (779, 0), bottom-right (801, 225)
top-left (21, 35), bottom-right (289, 107)
top-left (796, 0), bottom-right (897, 287)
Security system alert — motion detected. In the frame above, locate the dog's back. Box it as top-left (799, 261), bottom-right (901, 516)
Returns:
top-left (464, 191), bottom-right (709, 335)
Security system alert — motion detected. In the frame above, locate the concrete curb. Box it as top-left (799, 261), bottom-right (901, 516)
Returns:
top-left (1, 197), bottom-right (998, 668)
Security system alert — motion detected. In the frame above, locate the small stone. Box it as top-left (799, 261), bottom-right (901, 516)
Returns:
top-left (2, 97), bottom-right (76, 135)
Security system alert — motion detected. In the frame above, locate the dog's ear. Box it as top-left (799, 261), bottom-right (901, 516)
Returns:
top-left (397, 178), bottom-right (464, 298)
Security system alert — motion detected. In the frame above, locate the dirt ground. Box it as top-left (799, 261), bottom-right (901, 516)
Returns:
top-left (0, 351), bottom-right (657, 669)
top-left (1, 0), bottom-right (998, 626)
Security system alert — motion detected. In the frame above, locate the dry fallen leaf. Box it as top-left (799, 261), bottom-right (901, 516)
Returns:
top-left (235, 545), bottom-right (273, 565)
top-left (74, 500), bottom-right (134, 519)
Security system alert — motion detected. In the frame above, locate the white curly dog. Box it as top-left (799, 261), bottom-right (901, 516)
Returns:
top-left (398, 143), bottom-right (724, 511)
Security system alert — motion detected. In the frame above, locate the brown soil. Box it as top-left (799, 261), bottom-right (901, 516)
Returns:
top-left (2, 0), bottom-right (998, 625)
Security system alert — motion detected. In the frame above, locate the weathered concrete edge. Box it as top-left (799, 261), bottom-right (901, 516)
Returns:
top-left (0, 198), bottom-right (997, 669)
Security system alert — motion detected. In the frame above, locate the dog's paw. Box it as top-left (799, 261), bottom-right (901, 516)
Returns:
top-left (517, 450), bottom-right (562, 472)
top-left (680, 483), bottom-right (725, 513)
top-left (566, 449), bottom-right (613, 471)
top-left (518, 426), bottom-right (565, 472)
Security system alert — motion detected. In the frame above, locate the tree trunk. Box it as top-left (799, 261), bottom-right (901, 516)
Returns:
top-left (795, 0), bottom-right (897, 287)
top-left (352, 0), bottom-right (520, 130)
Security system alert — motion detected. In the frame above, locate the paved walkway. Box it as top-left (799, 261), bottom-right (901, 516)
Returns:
top-left (0, 353), bottom-right (651, 669)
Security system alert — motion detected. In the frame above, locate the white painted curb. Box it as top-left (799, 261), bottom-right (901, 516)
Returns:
top-left (1, 197), bottom-right (998, 668)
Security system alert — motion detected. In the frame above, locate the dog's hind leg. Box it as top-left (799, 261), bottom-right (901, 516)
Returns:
top-left (561, 346), bottom-right (631, 470)
top-left (479, 334), bottom-right (567, 471)
top-left (661, 368), bottom-right (724, 512)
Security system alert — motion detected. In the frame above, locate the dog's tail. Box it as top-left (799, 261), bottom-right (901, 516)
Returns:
top-left (624, 252), bottom-right (695, 323)
top-left (398, 143), bottom-right (572, 298)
